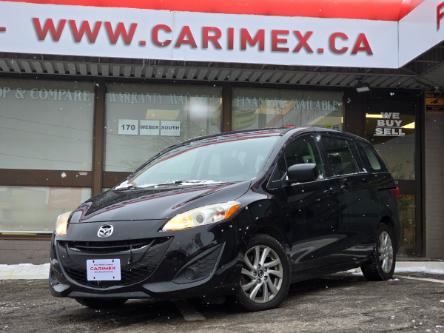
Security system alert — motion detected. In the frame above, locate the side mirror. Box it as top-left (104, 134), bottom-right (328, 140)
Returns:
top-left (287, 163), bottom-right (318, 183)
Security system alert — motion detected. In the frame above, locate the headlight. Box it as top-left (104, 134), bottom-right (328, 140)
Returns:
top-left (55, 211), bottom-right (72, 236)
top-left (162, 201), bottom-right (241, 232)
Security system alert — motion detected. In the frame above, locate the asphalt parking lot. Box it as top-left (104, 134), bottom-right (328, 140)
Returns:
top-left (0, 273), bottom-right (443, 333)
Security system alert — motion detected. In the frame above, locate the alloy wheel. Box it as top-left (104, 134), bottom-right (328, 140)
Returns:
top-left (240, 245), bottom-right (284, 304)
top-left (378, 230), bottom-right (394, 273)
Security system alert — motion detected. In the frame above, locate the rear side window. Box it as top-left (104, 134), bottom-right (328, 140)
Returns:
top-left (358, 142), bottom-right (384, 172)
top-left (322, 136), bottom-right (359, 176)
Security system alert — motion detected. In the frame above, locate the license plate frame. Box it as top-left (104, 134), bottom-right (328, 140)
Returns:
top-left (86, 259), bottom-right (121, 281)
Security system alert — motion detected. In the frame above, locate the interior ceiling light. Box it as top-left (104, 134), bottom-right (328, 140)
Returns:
top-left (402, 122), bottom-right (415, 129)
top-left (365, 113), bottom-right (383, 119)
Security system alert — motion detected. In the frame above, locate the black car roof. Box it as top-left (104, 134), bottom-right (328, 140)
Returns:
top-left (132, 126), bottom-right (370, 175)
top-left (145, 127), bottom-right (371, 162)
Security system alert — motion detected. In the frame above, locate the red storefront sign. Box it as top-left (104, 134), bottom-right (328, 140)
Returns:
top-left (0, 0), bottom-right (442, 69)
top-left (0, 0), bottom-right (423, 20)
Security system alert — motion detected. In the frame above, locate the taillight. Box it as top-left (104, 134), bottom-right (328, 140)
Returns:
top-left (390, 186), bottom-right (401, 200)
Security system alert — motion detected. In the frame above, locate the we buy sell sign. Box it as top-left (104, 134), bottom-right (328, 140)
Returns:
top-left (0, 0), bottom-right (442, 69)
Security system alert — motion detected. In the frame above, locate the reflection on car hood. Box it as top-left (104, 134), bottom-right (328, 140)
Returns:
top-left (72, 181), bottom-right (251, 223)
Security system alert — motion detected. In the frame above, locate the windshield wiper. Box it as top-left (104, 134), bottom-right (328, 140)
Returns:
top-left (114, 179), bottom-right (222, 191)
top-left (154, 180), bottom-right (221, 187)
top-left (113, 184), bottom-right (141, 191)
top-left (113, 180), bottom-right (145, 191)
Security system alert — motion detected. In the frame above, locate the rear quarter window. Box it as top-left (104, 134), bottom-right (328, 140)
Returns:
top-left (358, 142), bottom-right (386, 172)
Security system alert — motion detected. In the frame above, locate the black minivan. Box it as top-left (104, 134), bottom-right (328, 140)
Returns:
top-left (50, 127), bottom-right (400, 311)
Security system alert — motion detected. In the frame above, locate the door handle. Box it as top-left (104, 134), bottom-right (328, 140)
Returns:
top-left (339, 177), bottom-right (350, 189)
top-left (325, 187), bottom-right (335, 195)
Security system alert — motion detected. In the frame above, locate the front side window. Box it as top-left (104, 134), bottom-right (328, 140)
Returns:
top-left (125, 135), bottom-right (280, 187)
top-left (284, 136), bottom-right (324, 180)
top-left (322, 136), bottom-right (359, 176)
top-left (268, 154), bottom-right (287, 186)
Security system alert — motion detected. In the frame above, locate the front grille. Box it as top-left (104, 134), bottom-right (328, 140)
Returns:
top-left (56, 238), bottom-right (171, 288)
top-left (59, 239), bottom-right (152, 253)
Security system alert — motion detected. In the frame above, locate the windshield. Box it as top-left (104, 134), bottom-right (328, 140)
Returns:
top-left (124, 135), bottom-right (281, 188)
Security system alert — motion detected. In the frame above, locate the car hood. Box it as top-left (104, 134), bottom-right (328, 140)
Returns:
top-left (72, 181), bottom-right (251, 223)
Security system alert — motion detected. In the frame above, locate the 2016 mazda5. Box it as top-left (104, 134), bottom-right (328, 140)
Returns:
top-left (49, 127), bottom-right (400, 311)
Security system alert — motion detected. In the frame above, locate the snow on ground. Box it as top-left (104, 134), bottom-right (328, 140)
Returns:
top-left (0, 263), bottom-right (50, 280)
top-left (394, 261), bottom-right (444, 275)
top-left (348, 261), bottom-right (444, 276)
top-left (0, 261), bottom-right (443, 280)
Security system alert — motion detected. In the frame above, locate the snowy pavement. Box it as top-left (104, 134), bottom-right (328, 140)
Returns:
top-left (0, 261), bottom-right (443, 280)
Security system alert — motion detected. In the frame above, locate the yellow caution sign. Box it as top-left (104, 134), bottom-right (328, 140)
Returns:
top-left (425, 92), bottom-right (444, 111)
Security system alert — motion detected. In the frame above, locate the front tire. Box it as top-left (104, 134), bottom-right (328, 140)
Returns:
top-left (236, 234), bottom-right (290, 311)
top-left (75, 298), bottom-right (127, 309)
top-left (361, 224), bottom-right (396, 281)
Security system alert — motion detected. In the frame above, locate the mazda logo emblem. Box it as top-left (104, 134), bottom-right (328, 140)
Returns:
top-left (97, 224), bottom-right (113, 238)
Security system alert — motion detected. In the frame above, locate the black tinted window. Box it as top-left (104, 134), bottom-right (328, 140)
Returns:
top-left (322, 136), bottom-right (359, 176)
top-left (358, 142), bottom-right (383, 171)
top-left (285, 136), bottom-right (323, 180)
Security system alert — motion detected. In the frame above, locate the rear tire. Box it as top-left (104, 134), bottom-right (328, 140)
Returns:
top-left (236, 234), bottom-right (290, 312)
top-left (75, 298), bottom-right (127, 309)
top-left (361, 224), bottom-right (396, 281)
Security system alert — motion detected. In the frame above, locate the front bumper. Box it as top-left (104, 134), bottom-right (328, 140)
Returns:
top-left (49, 219), bottom-right (242, 299)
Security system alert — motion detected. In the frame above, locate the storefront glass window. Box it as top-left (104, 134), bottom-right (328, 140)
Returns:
top-left (364, 96), bottom-right (417, 255)
top-left (105, 84), bottom-right (222, 172)
top-left (0, 79), bottom-right (94, 171)
top-left (364, 102), bottom-right (416, 180)
top-left (0, 186), bottom-right (91, 233)
top-left (232, 88), bottom-right (344, 131)
top-left (399, 194), bottom-right (416, 256)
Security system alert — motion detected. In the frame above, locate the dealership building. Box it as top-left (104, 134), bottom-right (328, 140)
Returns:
top-left (0, 0), bottom-right (443, 262)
